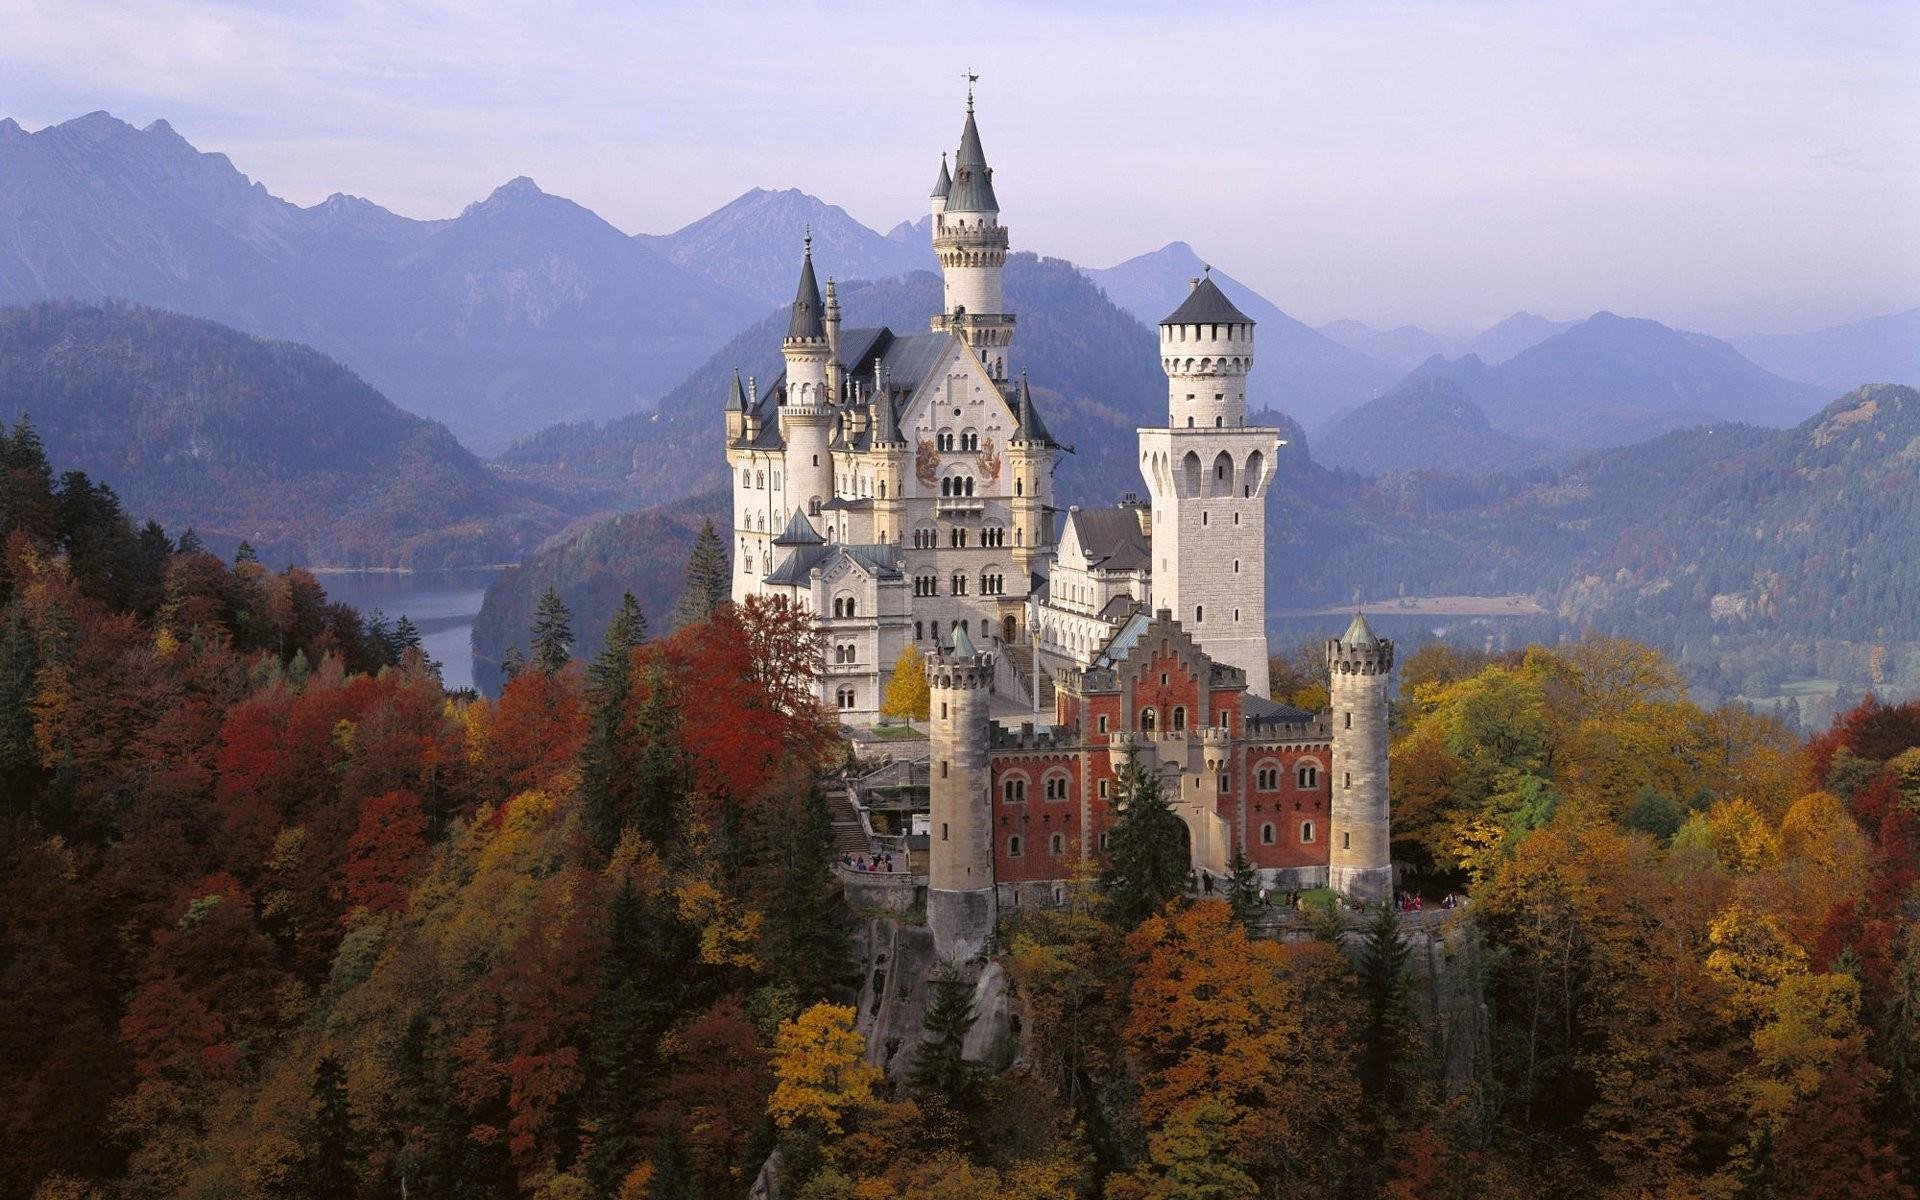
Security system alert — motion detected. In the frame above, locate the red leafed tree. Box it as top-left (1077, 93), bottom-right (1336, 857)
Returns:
top-left (1766, 1049), bottom-right (1915, 1200)
top-left (653, 997), bottom-right (773, 1194)
top-left (120, 972), bottom-right (231, 1080)
top-left (658, 596), bottom-right (834, 816)
top-left (339, 789), bottom-right (428, 915)
top-left (487, 665), bottom-right (588, 792)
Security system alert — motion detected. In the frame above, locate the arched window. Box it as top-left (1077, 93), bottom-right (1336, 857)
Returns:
top-left (1171, 706), bottom-right (1186, 731)
top-left (1049, 832), bottom-right (1065, 855)
top-left (1015, 478), bottom-right (1023, 496)
top-left (1261, 822), bottom-right (1276, 845)
top-left (1301, 821), bottom-right (1316, 843)
top-left (1008, 835), bottom-right (1023, 857)
top-left (1044, 773), bottom-right (1069, 800)
top-left (1140, 707), bottom-right (1157, 733)
top-left (1003, 777), bottom-right (1027, 803)
top-left (1194, 605), bottom-right (1204, 624)
top-left (941, 478), bottom-right (952, 497)
top-left (1297, 763), bottom-right (1319, 789)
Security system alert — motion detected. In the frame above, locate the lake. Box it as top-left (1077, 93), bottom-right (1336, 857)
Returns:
top-left (313, 567), bottom-right (504, 692)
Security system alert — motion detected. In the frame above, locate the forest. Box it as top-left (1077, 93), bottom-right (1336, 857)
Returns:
top-left (4, 417), bottom-right (1920, 1200)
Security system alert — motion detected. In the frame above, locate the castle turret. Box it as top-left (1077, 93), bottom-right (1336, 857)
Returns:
top-left (1007, 374), bottom-right (1057, 590)
top-left (1326, 613), bottom-right (1393, 904)
top-left (931, 89), bottom-right (1014, 380)
top-left (1137, 271), bottom-right (1281, 695)
top-left (930, 152), bottom-right (951, 222)
top-left (926, 624), bottom-right (996, 962)
top-left (823, 276), bottom-right (842, 399)
top-left (781, 235), bottom-right (834, 522)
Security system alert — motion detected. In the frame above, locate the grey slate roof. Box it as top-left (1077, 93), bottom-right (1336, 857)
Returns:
top-left (1243, 693), bottom-right (1318, 732)
top-left (1014, 375), bottom-right (1056, 446)
top-left (1162, 274), bottom-right (1253, 327)
top-left (947, 109), bottom-right (999, 212)
top-left (763, 542), bottom-right (902, 587)
top-left (787, 244), bottom-right (826, 340)
top-left (1091, 609), bottom-right (1152, 669)
top-left (931, 154), bottom-right (952, 199)
top-left (1067, 506), bottom-right (1151, 573)
top-left (773, 507), bottom-right (825, 546)
top-left (1098, 594), bottom-right (1142, 622)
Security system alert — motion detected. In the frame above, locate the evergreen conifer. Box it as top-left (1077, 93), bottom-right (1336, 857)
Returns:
top-left (673, 520), bottom-right (730, 629)
top-left (300, 1055), bottom-right (359, 1200)
top-left (908, 978), bottom-right (986, 1106)
top-left (755, 783), bottom-right (847, 1000)
top-left (1226, 850), bottom-right (1260, 926)
top-left (530, 587), bottom-right (574, 673)
top-left (234, 539), bottom-right (257, 565)
top-left (1099, 739), bottom-right (1191, 927)
top-left (176, 526), bottom-right (205, 555)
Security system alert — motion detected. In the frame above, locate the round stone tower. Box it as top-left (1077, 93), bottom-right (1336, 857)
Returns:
top-left (931, 90), bottom-right (1014, 380)
top-left (780, 235), bottom-right (834, 522)
top-left (926, 623), bottom-right (996, 962)
top-left (1326, 612), bottom-right (1393, 904)
top-left (1161, 272), bottom-right (1254, 431)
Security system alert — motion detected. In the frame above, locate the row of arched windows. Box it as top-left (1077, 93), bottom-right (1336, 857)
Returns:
top-left (1006, 832), bottom-right (1067, 858)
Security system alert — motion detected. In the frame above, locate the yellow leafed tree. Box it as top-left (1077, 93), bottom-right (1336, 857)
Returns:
top-left (768, 1003), bottom-right (881, 1133)
top-left (881, 644), bottom-right (930, 722)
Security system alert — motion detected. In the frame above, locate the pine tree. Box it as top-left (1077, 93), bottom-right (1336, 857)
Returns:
top-left (756, 783), bottom-right (847, 1000)
top-left (630, 669), bottom-right (688, 853)
top-left (234, 539), bottom-right (258, 565)
top-left (908, 978), bottom-right (986, 1106)
top-left (176, 526), bottom-right (205, 555)
top-left (300, 1055), bottom-right (359, 1200)
top-left (1226, 850), bottom-right (1260, 926)
top-left (672, 520), bottom-right (730, 629)
top-left (499, 644), bottom-right (526, 682)
top-left (647, 1123), bottom-right (698, 1200)
top-left (880, 644), bottom-right (930, 722)
top-left (0, 608), bottom-right (42, 807)
top-left (1099, 739), bottom-right (1190, 927)
top-left (1356, 903), bottom-right (1420, 1108)
top-left (588, 590), bottom-right (648, 697)
top-left (530, 587), bottom-right (574, 674)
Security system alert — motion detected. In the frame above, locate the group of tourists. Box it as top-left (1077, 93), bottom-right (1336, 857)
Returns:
top-left (843, 852), bottom-right (897, 873)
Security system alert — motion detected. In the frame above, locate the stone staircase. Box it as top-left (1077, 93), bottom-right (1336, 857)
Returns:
top-left (998, 642), bottom-right (1055, 709)
top-left (826, 788), bottom-right (871, 856)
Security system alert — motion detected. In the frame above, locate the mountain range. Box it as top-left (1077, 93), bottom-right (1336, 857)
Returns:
top-left (1316, 312), bottom-right (1578, 369)
top-left (638, 187), bottom-right (935, 305)
top-left (1732, 308), bottom-right (1920, 394)
top-left (0, 112), bottom-right (765, 453)
top-left (1312, 312), bottom-right (1835, 473)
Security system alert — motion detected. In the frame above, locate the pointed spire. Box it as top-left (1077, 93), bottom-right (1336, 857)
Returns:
top-left (931, 152), bottom-right (952, 199)
top-left (773, 507), bottom-right (825, 547)
top-left (948, 91), bottom-right (999, 212)
top-left (728, 368), bottom-right (747, 412)
top-left (950, 622), bottom-right (977, 659)
top-left (1342, 611), bottom-right (1378, 647)
top-left (1013, 372), bottom-right (1054, 446)
top-left (786, 234), bottom-right (825, 341)
top-left (871, 358), bottom-right (897, 443)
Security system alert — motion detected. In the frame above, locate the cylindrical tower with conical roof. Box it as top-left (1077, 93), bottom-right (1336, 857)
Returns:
top-left (931, 89), bottom-right (1014, 380)
top-left (1327, 613), bottom-right (1393, 904)
top-left (781, 235), bottom-right (834, 522)
top-left (926, 624), bottom-right (996, 961)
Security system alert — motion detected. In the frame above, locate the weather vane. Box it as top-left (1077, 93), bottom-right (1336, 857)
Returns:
top-left (965, 70), bottom-right (978, 111)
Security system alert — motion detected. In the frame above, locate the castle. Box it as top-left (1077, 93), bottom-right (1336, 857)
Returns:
top-left (725, 93), bottom-right (1393, 956)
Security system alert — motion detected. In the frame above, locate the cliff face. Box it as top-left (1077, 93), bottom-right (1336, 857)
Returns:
top-left (848, 917), bottom-right (1017, 1082)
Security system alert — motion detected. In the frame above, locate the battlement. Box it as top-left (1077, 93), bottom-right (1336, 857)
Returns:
top-left (989, 721), bottom-right (1074, 751)
top-left (927, 651), bottom-right (996, 692)
top-left (1326, 637), bottom-right (1394, 676)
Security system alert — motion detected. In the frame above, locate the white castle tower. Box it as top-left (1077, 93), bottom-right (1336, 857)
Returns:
top-left (1327, 613), bottom-right (1393, 903)
top-left (926, 624), bottom-right (996, 962)
top-left (1137, 272), bottom-right (1281, 696)
top-left (780, 235), bottom-right (834, 522)
top-left (930, 86), bottom-right (1014, 380)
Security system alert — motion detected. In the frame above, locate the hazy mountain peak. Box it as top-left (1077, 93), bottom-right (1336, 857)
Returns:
top-left (486, 175), bottom-right (545, 201)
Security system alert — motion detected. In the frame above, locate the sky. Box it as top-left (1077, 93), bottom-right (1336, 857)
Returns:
top-left (3, 0), bottom-right (1917, 335)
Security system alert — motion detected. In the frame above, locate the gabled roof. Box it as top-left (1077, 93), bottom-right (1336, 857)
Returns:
top-left (1066, 506), bottom-right (1151, 573)
top-left (1162, 274), bottom-right (1252, 327)
top-left (1091, 609), bottom-right (1152, 670)
top-left (762, 541), bottom-right (902, 587)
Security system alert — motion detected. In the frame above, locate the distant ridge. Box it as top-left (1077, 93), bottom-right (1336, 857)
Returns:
top-left (640, 187), bottom-right (936, 306)
top-left (1733, 307), bottom-right (1920, 392)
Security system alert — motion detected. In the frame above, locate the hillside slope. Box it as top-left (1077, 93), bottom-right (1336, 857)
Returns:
top-left (0, 302), bottom-right (566, 566)
top-left (1316, 376), bottom-right (1552, 476)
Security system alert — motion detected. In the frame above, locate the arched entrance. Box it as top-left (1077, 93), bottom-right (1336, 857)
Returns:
top-left (1003, 614), bottom-right (1017, 642)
